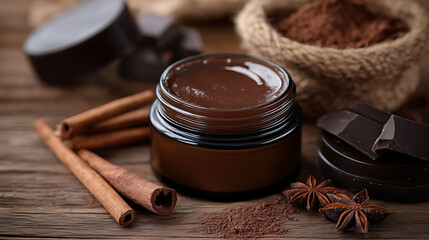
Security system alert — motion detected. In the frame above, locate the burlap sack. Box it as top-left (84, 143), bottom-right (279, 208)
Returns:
top-left (235, 0), bottom-right (429, 119)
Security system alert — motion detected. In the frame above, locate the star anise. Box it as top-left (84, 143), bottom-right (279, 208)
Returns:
top-left (319, 189), bottom-right (391, 234)
top-left (283, 175), bottom-right (342, 211)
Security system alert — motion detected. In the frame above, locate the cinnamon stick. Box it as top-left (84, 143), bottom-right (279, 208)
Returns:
top-left (64, 127), bottom-right (150, 150)
top-left (88, 108), bottom-right (150, 132)
top-left (34, 119), bottom-right (136, 227)
top-left (78, 149), bottom-right (177, 215)
top-left (64, 108), bottom-right (150, 136)
top-left (59, 90), bottom-right (155, 139)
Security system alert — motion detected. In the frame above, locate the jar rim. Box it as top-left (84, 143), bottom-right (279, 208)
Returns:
top-left (158, 53), bottom-right (293, 113)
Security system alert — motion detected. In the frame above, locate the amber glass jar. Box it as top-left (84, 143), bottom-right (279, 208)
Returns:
top-left (149, 54), bottom-right (302, 199)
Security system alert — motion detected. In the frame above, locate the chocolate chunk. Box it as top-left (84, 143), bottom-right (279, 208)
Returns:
top-left (373, 115), bottom-right (429, 162)
top-left (319, 103), bottom-right (429, 162)
top-left (119, 46), bottom-right (172, 81)
top-left (316, 110), bottom-right (382, 159)
top-left (318, 104), bottom-right (429, 201)
top-left (347, 103), bottom-right (391, 124)
top-left (319, 131), bottom-right (429, 202)
top-left (175, 28), bottom-right (203, 59)
top-left (137, 12), bottom-right (182, 50)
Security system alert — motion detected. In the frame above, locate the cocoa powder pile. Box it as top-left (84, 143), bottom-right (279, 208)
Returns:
top-left (200, 198), bottom-right (297, 239)
top-left (275, 0), bottom-right (408, 49)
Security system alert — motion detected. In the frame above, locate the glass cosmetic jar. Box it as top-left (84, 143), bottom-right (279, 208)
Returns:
top-left (149, 54), bottom-right (302, 199)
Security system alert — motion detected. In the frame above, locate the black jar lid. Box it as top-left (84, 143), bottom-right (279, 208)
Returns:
top-left (24, 0), bottom-right (140, 84)
top-left (318, 131), bottom-right (429, 202)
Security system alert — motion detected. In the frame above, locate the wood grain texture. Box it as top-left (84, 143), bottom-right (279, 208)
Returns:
top-left (0, 0), bottom-right (428, 239)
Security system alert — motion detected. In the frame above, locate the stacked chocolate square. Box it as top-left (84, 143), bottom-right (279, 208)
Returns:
top-left (316, 103), bottom-right (429, 202)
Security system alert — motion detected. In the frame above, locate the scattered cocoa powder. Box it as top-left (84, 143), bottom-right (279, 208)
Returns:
top-left (199, 198), bottom-right (297, 239)
top-left (275, 0), bottom-right (408, 49)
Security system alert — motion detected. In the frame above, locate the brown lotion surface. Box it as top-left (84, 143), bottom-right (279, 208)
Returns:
top-left (164, 57), bottom-right (287, 110)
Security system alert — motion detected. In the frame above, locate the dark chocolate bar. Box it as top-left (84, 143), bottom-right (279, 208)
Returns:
top-left (316, 110), bottom-right (382, 159)
top-left (318, 103), bottom-right (429, 162)
top-left (373, 115), bottom-right (429, 162)
top-left (175, 28), bottom-right (203, 59)
top-left (137, 12), bottom-right (182, 50)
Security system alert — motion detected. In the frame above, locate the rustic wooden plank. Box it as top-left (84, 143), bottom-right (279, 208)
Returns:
top-left (1, 123), bottom-right (428, 239)
top-left (0, 0), bottom-right (32, 48)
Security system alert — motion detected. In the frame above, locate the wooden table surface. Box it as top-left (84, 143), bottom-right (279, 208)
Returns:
top-left (1, 0), bottom-right (428, 239)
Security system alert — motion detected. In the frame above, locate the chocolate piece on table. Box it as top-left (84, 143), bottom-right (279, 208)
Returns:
top-left (347, 103), bottom-right (391, 124)
top-left (137, 12), bottom-right (182, 50)
top-left (119, 46), bottom-right (172, 81)
top-left (316, 110), bottom-right (382, 159)
top-left (175, 28), bottom-right (203, 59)
top-left (373, 115), bottom-right (429, 162)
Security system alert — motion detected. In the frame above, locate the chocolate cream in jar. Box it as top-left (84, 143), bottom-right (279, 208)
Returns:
top-left (149, 54), bottom-right (302, 199)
